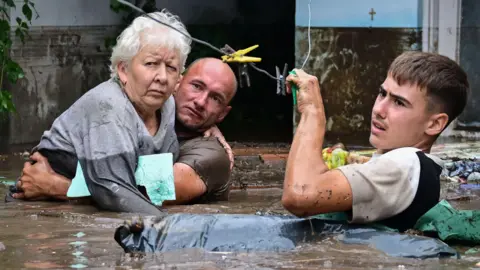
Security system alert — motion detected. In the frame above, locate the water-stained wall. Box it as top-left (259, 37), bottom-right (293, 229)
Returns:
top-left (6, 26), bottom-right (121, 146)
top-left (295, 0), bottom-right (422, 146)
top-left (0, 0), bottom-right (296, 152)
top-left (1, 0), bottom-right (123, 151)
top-left (295, 28), bottom-right (421, 146)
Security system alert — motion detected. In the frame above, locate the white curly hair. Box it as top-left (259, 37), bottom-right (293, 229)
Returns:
top-left (109, 9), bottom-right (192, 79)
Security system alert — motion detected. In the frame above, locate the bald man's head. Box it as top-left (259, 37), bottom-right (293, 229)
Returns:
top-left (184, 57), bottom-right (238, 102)
top-left (174, 57), bottom-right (237, 131)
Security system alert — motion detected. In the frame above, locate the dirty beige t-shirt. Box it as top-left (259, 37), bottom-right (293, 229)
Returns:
top-left (177, 136), bottom-right (231, 202)
top-left (337, 147), bottom-right (443, 224)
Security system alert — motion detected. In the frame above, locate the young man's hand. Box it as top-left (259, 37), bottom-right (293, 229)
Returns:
top-left (286, 69), bottom-right (325, 117)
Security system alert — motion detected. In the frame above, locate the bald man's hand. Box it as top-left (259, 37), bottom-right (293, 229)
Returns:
top-left (204, 125), bottom-right (234, 170)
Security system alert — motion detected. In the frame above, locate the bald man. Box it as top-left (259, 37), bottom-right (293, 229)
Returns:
top-left (167, 57), bottom-right (237, 204)
top-left (11, 58), bottom-right (238, 206)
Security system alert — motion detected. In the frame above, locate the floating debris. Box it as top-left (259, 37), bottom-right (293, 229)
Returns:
top-left (73, 232), bottom-right (86, 238)
top-left (442, 159), bottom-right (480, 183)
top-left (69, 241), bottom-right (87, 246)
top-left (468, 172), bottom-right (480, 182)
top-left (0, 242), bottom-right (5, 252)
top-left (446, 194), bottom-right (474, 201)
top-left (460, 184), bottom-right (480, 190)
top-left (70, 264), bottom-right (87, 269)
top-left (22, 151), bottom-right (30, 158)
top-left (465, 248), bottom-right (480, 255)
top-left (0, 180), bottom-right (16, 186)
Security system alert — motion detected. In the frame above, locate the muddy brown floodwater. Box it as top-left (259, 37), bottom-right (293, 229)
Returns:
top-left (1, 154), bottom-right (480, 269)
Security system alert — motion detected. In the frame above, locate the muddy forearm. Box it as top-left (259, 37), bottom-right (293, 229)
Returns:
top-left (48, 174), bottom-right (70, 200)
top-left (284, 108), bottom-right (329, 195)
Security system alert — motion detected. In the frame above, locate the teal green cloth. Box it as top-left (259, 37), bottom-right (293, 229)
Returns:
top-left (134, 153), bottom-right (175, 205)
top-left (67, 153), bottom-right (175, 206)
top-left (312, 212), bottom-right (348, 221)
top-left (310, 200), bottom-right (480, 244)
top-left (413, 200), bottom-right (480, 243)
top-left (0, 180), bottom-right (17, 186)
top-left (68, 163), bottom-right (91, 198)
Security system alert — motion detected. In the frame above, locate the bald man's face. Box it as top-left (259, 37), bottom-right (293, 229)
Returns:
top-left (175, 60), bottom-right (236, 132)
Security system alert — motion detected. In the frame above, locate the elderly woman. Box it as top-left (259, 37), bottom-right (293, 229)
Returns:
top-left (11, 10), bottom-right (191, 214)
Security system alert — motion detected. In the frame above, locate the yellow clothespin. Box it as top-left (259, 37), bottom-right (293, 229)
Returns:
top-left (221, 45), bottom-right (262, 63)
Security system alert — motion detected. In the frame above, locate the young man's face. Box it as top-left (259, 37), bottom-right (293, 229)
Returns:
top-left (369, 75), bottom-right (434, 152)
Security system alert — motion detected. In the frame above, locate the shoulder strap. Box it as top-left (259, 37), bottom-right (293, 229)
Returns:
top-left (379, 151), bottom-right (442, 232)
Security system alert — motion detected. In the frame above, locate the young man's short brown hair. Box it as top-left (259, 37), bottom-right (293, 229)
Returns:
top-left (388, 51), bottom-right (469, 126)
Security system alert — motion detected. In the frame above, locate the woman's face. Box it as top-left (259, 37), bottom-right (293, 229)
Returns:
top-left (118, 45), bottom-right (181, 113)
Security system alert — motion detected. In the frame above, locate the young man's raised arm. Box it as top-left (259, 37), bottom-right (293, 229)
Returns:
top-left (282, 69), bottom-right (353, 217)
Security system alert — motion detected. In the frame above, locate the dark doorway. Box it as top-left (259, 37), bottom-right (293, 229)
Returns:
top-left (457, 0), bottom-right (480, 130)
top-left (186, 0), bottom-right (296, 143)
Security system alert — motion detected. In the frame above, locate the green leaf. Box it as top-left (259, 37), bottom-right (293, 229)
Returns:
top-left (5, 60), bottom-right (24, 83)
top-left (5, 0), bottom-right (16, 7)
top-left (28, 1), bottom-right (39, 20)
top-left (15, 28), bottom-right (25, 43)
top-left (7, 73), bottom-right (17, 83)
top-left (4, 38), bottom-right (12, 48)
top-left (110, 0), bottom-right (122, 13)
top-left (0, 90), bottom-right (16, 113)
top-left (0, 20), bottom-right (11, 34)
top-left (20, 22), bottom-right (29, 30)
top-left (0, 7), bottom-right (10, 20)
top-left (110, 0), bottom-right (130, 13)
top-left (22, 4), bottom-right (32, 21)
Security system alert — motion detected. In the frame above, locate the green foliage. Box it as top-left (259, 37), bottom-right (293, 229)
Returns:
top-left (106, 0), bottom-right (157, 51)
top-left (0, 0), bottom-right (38, 118)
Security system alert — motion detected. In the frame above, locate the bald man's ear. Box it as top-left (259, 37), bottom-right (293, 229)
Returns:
top-left (216, 106), bottom-right (232, 124)
top-left (173, 75), bottom-right (183, 96)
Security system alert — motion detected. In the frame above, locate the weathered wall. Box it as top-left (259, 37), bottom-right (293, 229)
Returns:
top-left (2, 0), bottom-right (296, 152)
top-left (8, 26), bottom-right (119, 145)
top-left (295, 28), bottom-right (421, 146)
top-left (4, 0), bottom-right (123, 150)
top-left (295, 0), bottom-right (422, 146)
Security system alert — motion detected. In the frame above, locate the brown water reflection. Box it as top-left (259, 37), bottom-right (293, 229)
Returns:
top-left (0, 155), bottom-right (479, 269)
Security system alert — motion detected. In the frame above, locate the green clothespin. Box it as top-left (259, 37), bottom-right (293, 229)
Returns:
top-left (289, 70), bottom-right (299, 106)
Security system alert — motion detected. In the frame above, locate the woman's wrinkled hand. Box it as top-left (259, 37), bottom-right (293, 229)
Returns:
top-left (13, 152), bottom-right (55, 200)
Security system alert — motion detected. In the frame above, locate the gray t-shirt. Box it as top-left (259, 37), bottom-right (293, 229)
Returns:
top-left (177, 136), bottom-right (231, 203)
top-left (34, 79), bottom-right (179, 214)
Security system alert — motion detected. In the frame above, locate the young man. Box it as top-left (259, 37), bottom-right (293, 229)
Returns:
top-left (282, 51), bottom-right (469, 232)
top-left (9, 58), bottom-right (237, 207)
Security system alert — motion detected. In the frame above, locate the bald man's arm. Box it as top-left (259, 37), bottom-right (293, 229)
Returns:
top-left (162, 163), bottom-right (207, 205)
top-left (164, 137), bottom-right (232, 205)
